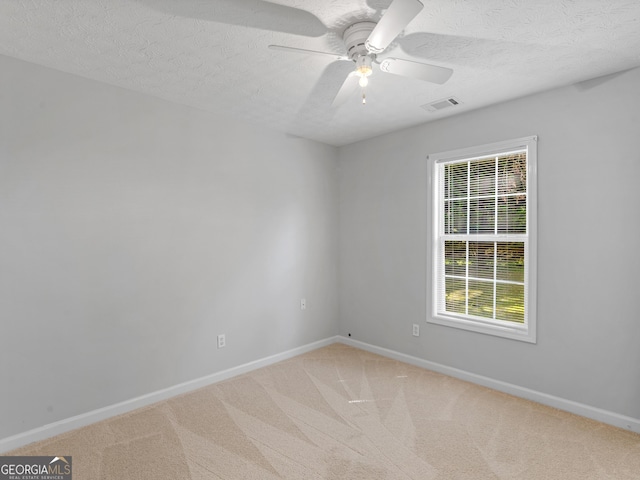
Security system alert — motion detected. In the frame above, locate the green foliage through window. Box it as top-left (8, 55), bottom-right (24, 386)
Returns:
top-left (440, 152), bottom-right (527, 324)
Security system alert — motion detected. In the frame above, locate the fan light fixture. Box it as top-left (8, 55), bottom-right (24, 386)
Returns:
top-left (355, 55), bottom-right (373, 87)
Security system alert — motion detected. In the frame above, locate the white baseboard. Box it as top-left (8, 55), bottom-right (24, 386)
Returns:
top-left (337, 336), bottom-right (640, 435)
top-left (0, 336), bottom-right (339, 453)
top-left (3, 334), bottom-right (638, 453)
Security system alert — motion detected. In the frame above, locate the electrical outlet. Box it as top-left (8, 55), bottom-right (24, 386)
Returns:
top-left (412, 324), bottom-right (420, 337)
top-left (217, 334), bottom-right (226, 348)
top-left (301, 298), bottom-right (306, 310)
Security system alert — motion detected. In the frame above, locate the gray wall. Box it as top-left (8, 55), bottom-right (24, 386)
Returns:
top-left (338, 68), bottom-right (640, 420)
top-left (0, 55), bottom-right (339, 439)
top-left (2, 52), bottom-right (639, 442)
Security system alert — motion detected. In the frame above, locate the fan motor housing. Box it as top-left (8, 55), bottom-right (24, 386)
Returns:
top-left (343, 22), bottom-right (377, 60)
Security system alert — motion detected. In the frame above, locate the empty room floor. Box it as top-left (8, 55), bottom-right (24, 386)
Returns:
top-left (8, 344), bottom-right (640, 479)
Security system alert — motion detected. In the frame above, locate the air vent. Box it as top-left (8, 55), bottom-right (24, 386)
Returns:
top-left (422, 97), bottom-right (461, 112)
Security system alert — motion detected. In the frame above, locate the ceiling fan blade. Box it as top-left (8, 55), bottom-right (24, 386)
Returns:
top-left (268, 45), bottom-right (348, 61)
top-left (365, 0), bottom-right (424, 53)
top-left (138, 0), bottom-right (326, 37)
top-left (332, 73), bottom-right (360, 108)
top-left (379, 58), bottom-right (453, 84)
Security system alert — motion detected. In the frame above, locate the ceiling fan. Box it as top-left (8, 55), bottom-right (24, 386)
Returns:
top-left (269, 0), bottom-right (453, 107)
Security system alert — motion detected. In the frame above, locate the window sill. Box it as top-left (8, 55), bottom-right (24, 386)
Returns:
top-left (428, 314), bottom-right (536, 343)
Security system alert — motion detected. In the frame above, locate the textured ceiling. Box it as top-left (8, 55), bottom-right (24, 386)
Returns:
top-left (2, 0), bottom-right (640, 146)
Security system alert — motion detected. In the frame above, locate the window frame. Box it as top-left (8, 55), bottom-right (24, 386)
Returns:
top-left (428, 136), bottom-right (537, 343)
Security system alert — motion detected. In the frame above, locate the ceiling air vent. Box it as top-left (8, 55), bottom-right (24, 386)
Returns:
top-left (422, 97), bottom-right (461, 112)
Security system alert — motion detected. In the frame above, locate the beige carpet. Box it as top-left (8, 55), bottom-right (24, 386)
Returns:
top-left (9, 344), bottom-right (640, 479)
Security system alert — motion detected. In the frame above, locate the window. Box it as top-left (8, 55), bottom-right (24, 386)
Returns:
top-left (429, 136), bottom-right (537, 343)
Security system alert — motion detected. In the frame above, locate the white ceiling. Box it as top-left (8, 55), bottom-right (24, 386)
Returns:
top-left (2, 1), bottom-right (639, 146)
